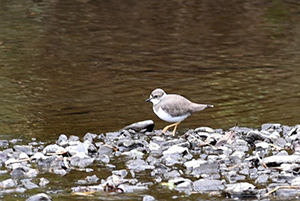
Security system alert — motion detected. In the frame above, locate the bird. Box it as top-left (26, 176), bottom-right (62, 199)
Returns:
top-left (145, 88), bottom-right (213, 136)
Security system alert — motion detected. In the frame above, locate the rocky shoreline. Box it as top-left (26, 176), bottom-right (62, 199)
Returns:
top-left (2, 121), bottom-right (300, 200)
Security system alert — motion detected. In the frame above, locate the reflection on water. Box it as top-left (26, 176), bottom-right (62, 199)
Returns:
top-left (0, 0), bottom-right (300, 140)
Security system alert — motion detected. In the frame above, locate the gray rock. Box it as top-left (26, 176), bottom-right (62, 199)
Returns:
top-left (98, 154), bottom-right (110, 164)
top-left (239, 167), bottom-right (250, 176)
top-left (66, 141), bottom-right (91, 155)
top-left (193, 179), bottom-right (224, 192)
top-left (255, 174), bottom-right (269, 184)
top-left (126, 159), bottom-right (154, 172)
top-left (189, 162), bottom-right (219, 178)
top-left (143, 195), bottom-right (156, 201)
top-left (261, 123), bottom-right (282, 133)
top-left (69, 154), bottom-right (94, 168)
top-left (164, 170), bottom-right (181, 179)
top-left (169, 177), bottom-right (193, 192)
top-left (85, 175), bottom-right (99, 184)
top-left (21, 179), bottom-right (39, 189)
top-left (98, 145), bottom-right (114, 155)
top-left (225, 182), bottom-right (257, 198)
top-left (122, 120), bottom-right (155, 132)
top-left (10, 167), bottom-right (27, 178)
top-left (112, 169), bottom-right (128, 178)
top-left (68, 135), bottom-right (80, 142)
top-left (118, 139), bottom-right (146, 151)
top-left (83, 132), bottom-right (98, 142)
top-left (223, 171), bottom-right (246, 183)
top-left (0, 140), bottom-right (9, 148)
top-left (275, 188), bottom-right (299, 197)
top-left (13, 145), bottom-right (33, 156)
top-left (57, 134), bottom-right (68, 146)
top-left (0, 178), bottom-right (17, 188)
top-left (184, 159), bottom-right (207, 171)
top-left (43, 144), bottom-right (66, 155)
top-left (39, 177), bottom-right (50, 187)
top-left (162, 145), bottom-right (190, 156)
top-left (26, 193), bottom-right (52, 201)
top-left (263, 155), bottom-right (300, 165)
top-left (288, 125), bottom-right (300, 136)
top-left (275, 138), bottom-right (287, 148)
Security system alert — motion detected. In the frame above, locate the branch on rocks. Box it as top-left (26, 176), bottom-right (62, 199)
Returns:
top-left (5, 158), bottom-right (32, 165)
top-left (215, 130), bottom-right (235, 147)
top-left (255, 152), bottom-right (268, 169)
top-left (265, 186), bottom-right (299, 197)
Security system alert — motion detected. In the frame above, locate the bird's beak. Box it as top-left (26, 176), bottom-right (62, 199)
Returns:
top-left (145, 97), bottom-right (152, 102)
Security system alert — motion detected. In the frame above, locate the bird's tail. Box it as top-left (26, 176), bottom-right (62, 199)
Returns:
top-left (192, 103), bottom-right (214, 112)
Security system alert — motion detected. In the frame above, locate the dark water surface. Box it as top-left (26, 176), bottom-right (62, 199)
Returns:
top-left (1, 0), bottom-right (300, 200)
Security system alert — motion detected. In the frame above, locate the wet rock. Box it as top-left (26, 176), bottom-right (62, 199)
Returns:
top-left (126, 159), bottom-right (155, 172)
top-left (255, 141), bottom-right (270, 150)
top-left (149, 141), bottom-right (161, 154)
top-left (68, 135), bottom-right (80, 143)
top-left (13, 145), bottom-right (33, 156)
top-left (66, 141), bottom-right (90, 155)
top-left (57, 134), bottom-right (68, 146)
top-left (98, 145), bottom-right (114, 156)
top-left (193, 179), bottom-right (224, 192)
top-left (225, 182), bottom-right (257, 198)
top-left (26, 193), bottom-right (52, 201)
top-left (188, 161), bottom-right (219, 178)
top-left (244, 130), bottom-right (272, 146)
top-left (168, 177), bottom-right (193, 192)
top-left (118, 139), bottom-right (147, 152)
top-left (162, 145), bottom-right (190, 156)
top-left (0, 140), bottom-right (9, 148)
top-left (21, 179), bottom-right (39, 189)
top-left (261, 123), bottom-right (282, 133)
top-left (164, 170), bottom-right (181, 179)
top-left (85, 175), bottom-right (99, 184)
top-left (263, 155), bottom-right (300, 166)
top-left (275, 188), bottom-right (300, 197)
top-left (10, 167), bottom-right (27, 178)
top-left (288, 125), bottom-right (300, 136)
top-left (112, 169), bottom-right (128, 178)
top-left (122, 149), bottom-right (144, 159)
top-left (143, 195), bottom-right (156, 201)
top-left (122, 120), bottom-right (155, 132)
top-left (83, 132), bottom-right (98, 142)
top-left (0, 178), bottom-right (17, 188)
top-left (39, 178), bottom-right (50, 187)
top-left (195, 127), bottom-right (215, 133)
top-left (255, 174), bottom-right (269, 184)
top-left (275, 138), bottom-right (287, 148)
top-left (69, 153), bottom-right (94, 168)
top-left (105, 132), bottom-right (122, 142)
top-left (0, 187), bottom-right (26, 195)
top-left (97, 154), bottom-right (110, 164)
top-left (184, 158), bottom-right (207, 171)
top-left (43, 144), bottom-right (66, 155)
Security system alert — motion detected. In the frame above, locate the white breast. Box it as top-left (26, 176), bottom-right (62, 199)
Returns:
top-left (153, 107), bottom-right (189, 123)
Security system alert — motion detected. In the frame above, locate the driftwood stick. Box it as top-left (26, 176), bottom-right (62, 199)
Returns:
top-left (255, 152), bottom-right (268, 169)
top-left (265, 186), bottom-right (299, 196)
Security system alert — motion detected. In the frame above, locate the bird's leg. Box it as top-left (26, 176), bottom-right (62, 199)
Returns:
top-left (162, 122), bottom-right (181, 136)
top-left (171, 122), bottom-right (181, 136)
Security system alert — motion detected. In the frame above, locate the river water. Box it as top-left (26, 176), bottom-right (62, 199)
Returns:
top-left (0, 0), bottom-right (300, 200)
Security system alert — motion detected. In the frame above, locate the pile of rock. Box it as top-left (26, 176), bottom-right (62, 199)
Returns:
top-left (1, 120), bottom-right (300, 200)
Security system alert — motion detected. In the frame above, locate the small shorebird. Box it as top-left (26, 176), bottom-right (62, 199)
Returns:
top-left (145, 88), bottom-right (213, 136)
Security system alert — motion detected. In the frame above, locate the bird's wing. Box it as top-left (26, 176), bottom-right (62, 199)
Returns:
top-left (160, 95), bottom-right (193, 117)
